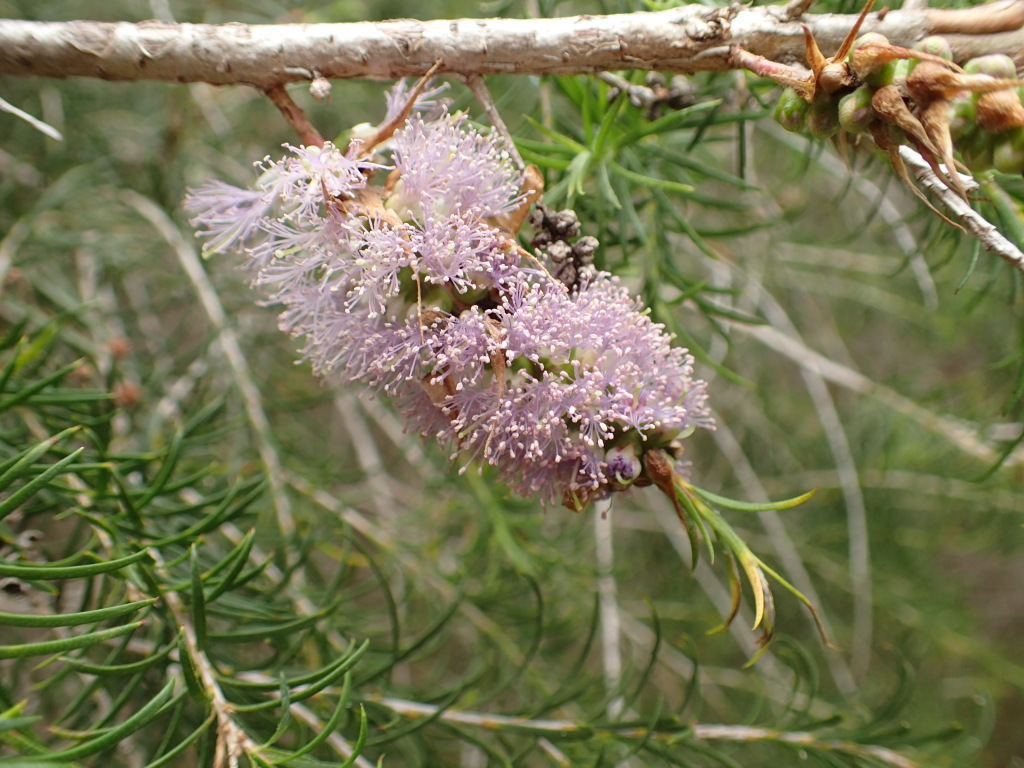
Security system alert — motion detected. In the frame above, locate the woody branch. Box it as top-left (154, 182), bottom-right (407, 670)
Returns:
top-left (1, 0), bottom-right (1023, 88)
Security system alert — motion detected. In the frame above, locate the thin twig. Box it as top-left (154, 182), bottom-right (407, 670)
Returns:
top-left (709, 419), bottom-right (858, 695)
top-left (284, 472), bottom-right (530, 666)
top-left (648, 499), bottom-right (786, 672)
top-left (593, 498), bottom-right (624, 719)
top-left (761, 122), bottom-right (939, 308)
top-left (288, 702), bottom-right (376, 768)
top-left (705, 213), bottom-right (875, 681)
top-left (374, 696), bottom-right (919, 768)
top-left (596, 72), bottom-right (656, 108)
top-left (265, 83), bottom-right (324, 147)
top-left (332, 393), bottom-right (402, 519)
top-left (754, 292), bottom-right (873, 682)
top-left (898, 145), bottom-right (1024, 272)
top-left (0, 94), bottom-right (62, 141)
top-left (463, 73), bottom-right (527, 172)
top-left (785, 467), bottom-right (1024, 510)
top-left (731, 320), bottom-right (1020, 466)
top-left (148, 547), bottom-right (259, 768)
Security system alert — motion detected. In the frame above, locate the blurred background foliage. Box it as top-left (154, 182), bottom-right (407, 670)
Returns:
top-left (1, 0), bottom-right (1023, 766)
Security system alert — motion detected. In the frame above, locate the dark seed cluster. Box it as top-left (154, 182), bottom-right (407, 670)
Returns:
top-left (529, 205), bottom-right (599, 291)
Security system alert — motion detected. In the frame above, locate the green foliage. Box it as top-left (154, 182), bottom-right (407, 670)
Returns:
top-left (2, 0), bottom-right (1024, 766)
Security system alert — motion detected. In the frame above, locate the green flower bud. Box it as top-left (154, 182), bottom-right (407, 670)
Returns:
top-left (891, 58), bottom-right (916, 83)
top-left (774, 87), bottom-right (811, 133)
top-left (838, 86), bottom-right (875, 134)
top-left (848, 32), bottom-right (889, 64)
top-left (863, 59), bottom-right (898, 88)
top-left (807, 96), bottom-right (840, 139)
top-left (913, 36), bottom-right (953, 61)
top-left (849, 33), bottom-right (892, 83)
top-left (964, 54), bottom-right (1018, 79)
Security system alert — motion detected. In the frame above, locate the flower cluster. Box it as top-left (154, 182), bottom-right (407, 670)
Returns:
top-left (760, 0), bottom-right (1024, 200)
top-left (185, 87), bottom-right (713, 510)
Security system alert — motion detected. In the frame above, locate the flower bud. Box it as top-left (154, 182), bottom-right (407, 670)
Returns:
top-left (605, 444), bottom-right (642, 487)
top-left (848, 34), bottom-right (895, 84)
top-left (913, 36), bottom-right (953, 61)
top-left (964, 54), bottom-right (1018, 79)
top-left (849, 31), bottom-right (889, 52)
top-left (860, 59), bottom-right (900, 88)
top-left (838, 87), bottom-right (875, 134)
top-left (818, 61), bottom-right (854, 95)
top-left (774, 87), bottom-right (810, 133)
top-left (807, 96), bottom-right (840, 139)
top-left (848, 32), bottom-right (890, 77)
top-left (890, 58), bottom-right (916, 84)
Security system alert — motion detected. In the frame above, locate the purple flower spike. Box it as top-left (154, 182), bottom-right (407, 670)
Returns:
top-left (185, 83), bottom-right (713, 512)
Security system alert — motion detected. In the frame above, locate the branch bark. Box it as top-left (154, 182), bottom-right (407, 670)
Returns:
top-left (1, 1), bottom-right (1023, 88)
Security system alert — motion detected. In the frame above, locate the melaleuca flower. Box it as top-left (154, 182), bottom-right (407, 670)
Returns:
top-left (185, 85), bottom-right (713, 511)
